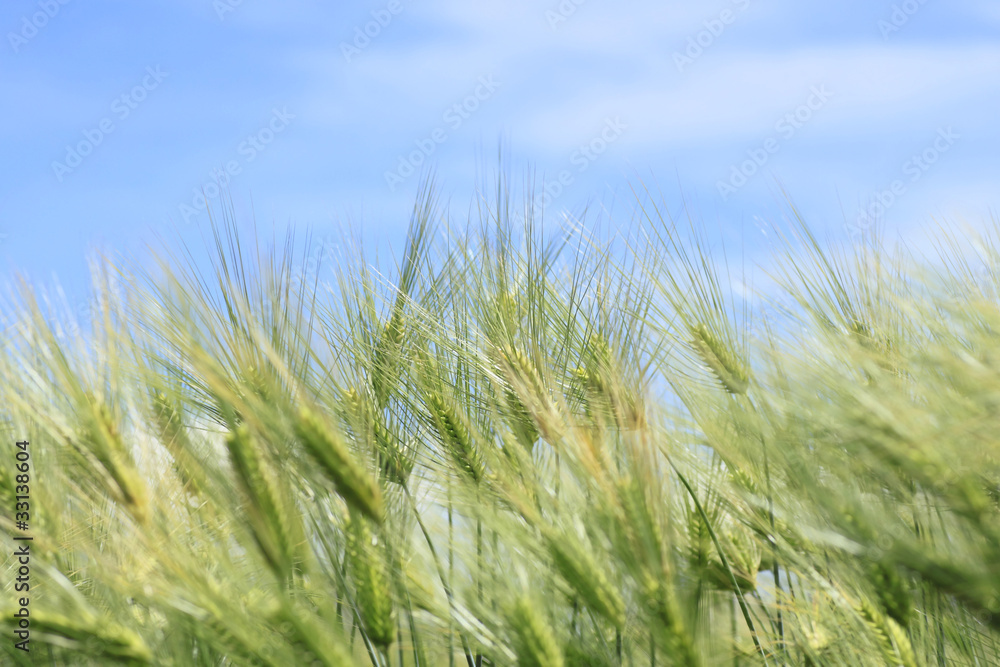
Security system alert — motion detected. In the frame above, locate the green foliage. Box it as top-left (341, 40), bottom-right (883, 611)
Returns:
top-left (3, 177), bottom-right (1000, 666)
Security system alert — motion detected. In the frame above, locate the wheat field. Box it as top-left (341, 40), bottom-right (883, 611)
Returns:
top-left (2, 179), bottom-right (1000, 665)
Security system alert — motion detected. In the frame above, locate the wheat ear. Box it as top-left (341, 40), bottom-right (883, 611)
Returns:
top-left (347, 513), bottom-right (396, 649)
top-left (294, 405), bottom-right (385, 523)
top-left (690, 323), bottom-right (750, 395)
top-left (506, 596), bottom-right (564, 667)
top-left (81, 393), bottom-right (149, 525)
top-left (225, 424), bottom-right (298, 580)
top-left (543, 526), bottom-right (626, 629)
top-left (426, 391), bottom-right (484, 484)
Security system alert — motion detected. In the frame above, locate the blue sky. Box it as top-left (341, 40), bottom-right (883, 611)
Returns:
top-left (2, 0), bottom-right (998, 313)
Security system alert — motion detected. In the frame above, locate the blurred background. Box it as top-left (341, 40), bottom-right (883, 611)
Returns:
top-left (1, 0), bottom-right (997, 312)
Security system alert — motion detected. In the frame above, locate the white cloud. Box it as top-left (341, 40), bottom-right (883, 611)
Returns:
top-left (514, 44), bottom-right (1000, 150)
